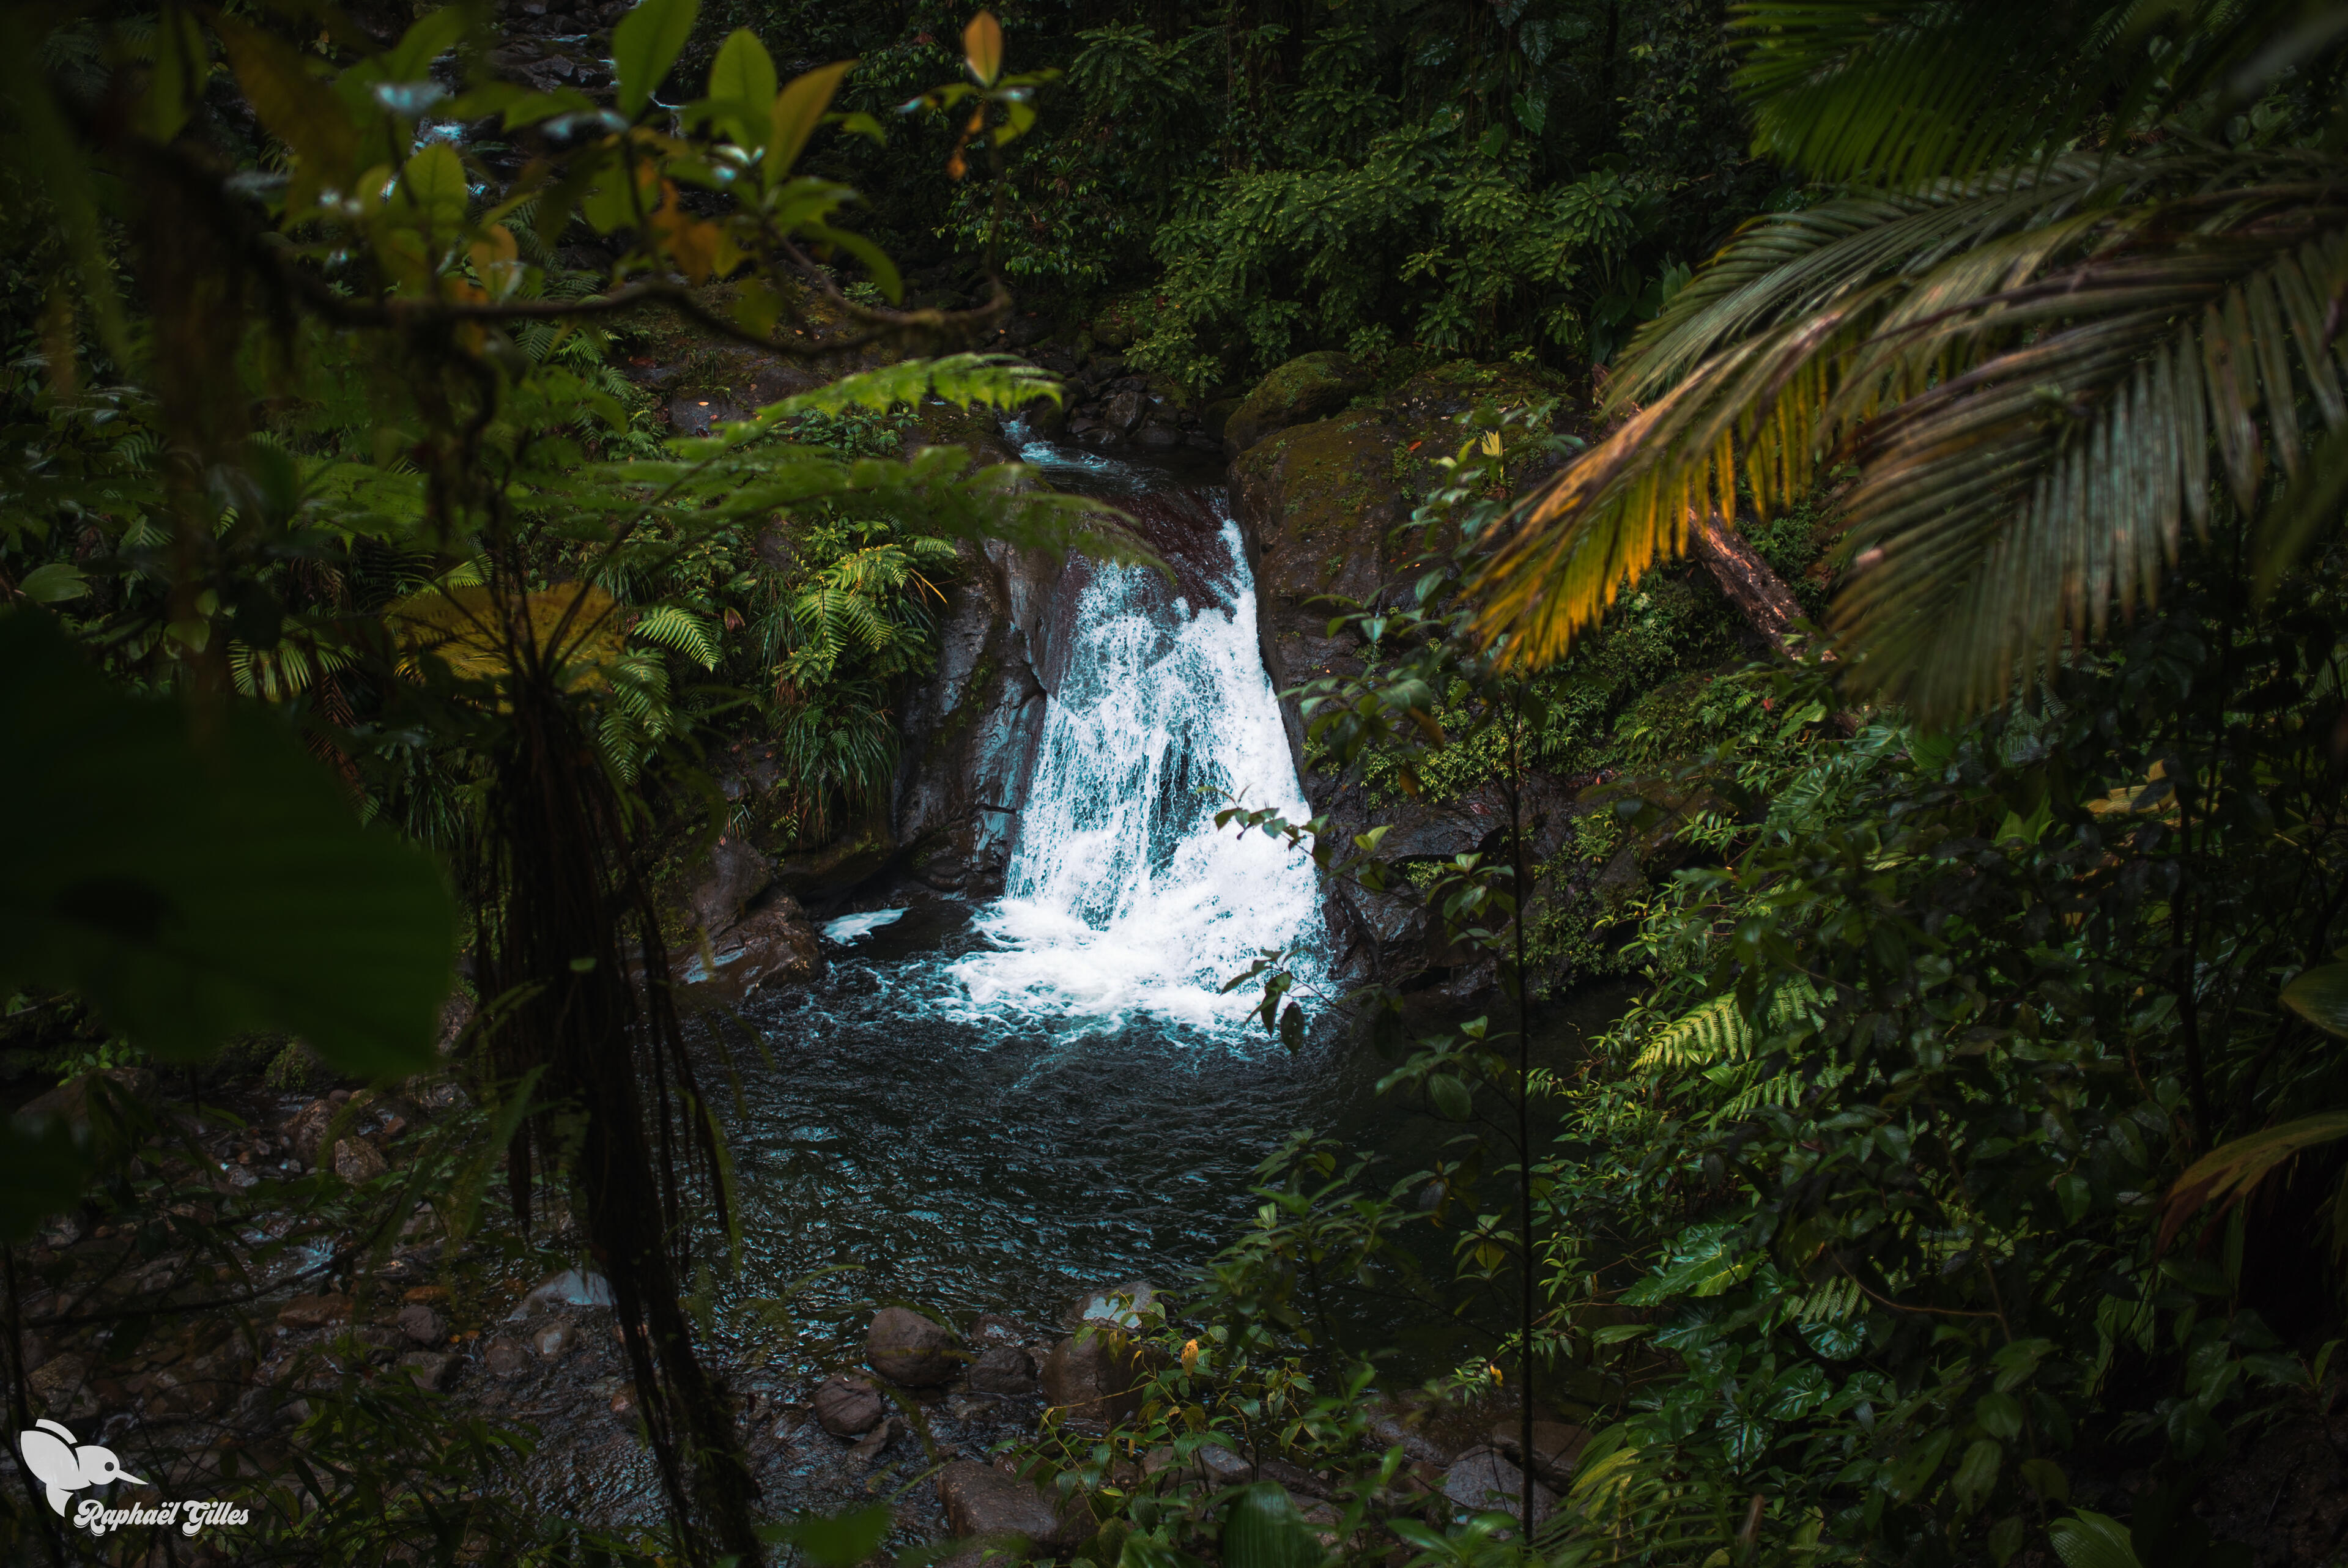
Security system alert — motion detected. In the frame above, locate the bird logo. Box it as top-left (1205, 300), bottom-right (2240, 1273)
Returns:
top-left (15, 1419), bottom-right (147, 1516)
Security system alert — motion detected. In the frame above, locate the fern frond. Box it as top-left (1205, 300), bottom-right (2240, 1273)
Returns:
top-left (770, 353), bottom-right (1062, 419)
top-left (1633, 980), bottom-right (1823, 1073)
top-left (631, 603), bottom-right (722, 670)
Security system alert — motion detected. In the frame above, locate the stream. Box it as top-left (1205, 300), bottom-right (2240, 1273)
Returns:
top-left (717, 437), bottom-right (1347, 1342)
top-left (708, 435), bottom-right (1615, 1367)
top-left (536, 436), bottom-right (1622, 1530)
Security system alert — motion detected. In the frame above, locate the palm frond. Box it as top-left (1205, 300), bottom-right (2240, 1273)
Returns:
top-left (1735, 0), bottom-right (2103, 187)
top-left (1473, 147), bottom-right (2348, 715)
top-left (1733, 0), bottom-right (2348, 187)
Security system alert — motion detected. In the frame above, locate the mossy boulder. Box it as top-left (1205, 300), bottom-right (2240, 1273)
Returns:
top-left (1232, 408), bottom-right (1410, 755)
top-left (1224, 350), bottom-right (1369, 458)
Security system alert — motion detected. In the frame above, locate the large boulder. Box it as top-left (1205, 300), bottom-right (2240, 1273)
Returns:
top-left (1489, 1419), bottom-right (1591, 1487)
top-left (281, 1098), bottom-right (340, 1169)
top-left (1231, 409), bottom-right (1409, 761)
top-left (685, 834), bottom-right (772, 934)
top-left (333, 1137), bottom-right (387, 1183)
top-left (395, 1303), bottom-right (446, 1346)
top-left (867, 1306), bottom-right (962, 1387)
top-left (16, 1066), bottom-right (155, 1128)
top-left (937, 1459), bottom-right (1086, 1551)
top-left (675, 898), bottom-right (823, 1004)
top-left (1441, 1448), bottom-right (1554, 1526)
top-left (1039, 1328), bottom-right (1147, 1431)
top-left (1223, 351), bottom-right (1368, 458)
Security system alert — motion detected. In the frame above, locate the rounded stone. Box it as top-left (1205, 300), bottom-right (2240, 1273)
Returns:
top-left (866, 1306), bottom-right (961, 1388)
top-left (813, 1374), bottom-right (886, 1437)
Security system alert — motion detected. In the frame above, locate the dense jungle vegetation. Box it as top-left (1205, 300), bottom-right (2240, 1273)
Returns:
top-left (2, 0), bottom-right (2347, 1566)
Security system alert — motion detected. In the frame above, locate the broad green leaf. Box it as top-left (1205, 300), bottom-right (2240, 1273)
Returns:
top-left (19, 562), bottom-right (88, 603)
top-left (803, 220), bottom-right (902, 305)
top-left (138, 6), bottom-right (209, 143)
top-left (500, 87), bottom-right (606, 130)
top-left (2018, 1457), bottom-right (2070, 1503)
top-left (611, 0), bottom-right (699, 118)
top-left (1427, 1073), bottom-right (1474, 1120)
top-left (2048, 1511), bottom-right (2144, 1568)
top-left (383, 6), bottom-right (471, 83)
top-left (0, 610), bottom-right (456, 1076)
top-left (707, 28), bottom-right (777, 147)
top-left (1974, 1391), bottom-right (2024, 1439)
top-left (1588, 1323), bottom-right (1653, 1345)
top-left (769, 61), bottom-right (852, 178)
top-left (386, 582), bottom-right (626, 690)
top-left (2281, 960), bottom-right (2348, 1035)
top-left (1221, 1484), bottom-right (1318, 1568)
top-left (1950, 1437), bottom-right (2001, 1512)
top-left (396, 142), bottom-right (470, 231)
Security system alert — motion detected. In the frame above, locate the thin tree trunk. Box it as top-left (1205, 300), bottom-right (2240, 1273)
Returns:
top-left (1507, 695), bottom-right (1536, 1532)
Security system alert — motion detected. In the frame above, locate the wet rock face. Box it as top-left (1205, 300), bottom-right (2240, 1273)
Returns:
top-left (963, 1345), bottom-right (1039, 1396)
top-left (867, 1307), bottom-right (963, 1388)
top-left (1039, 1329), bottom-right (1146, 1432)
top-left (936, 1459), bottom-right (1084, 1550)
top-left (399, 1350), bottom-right (459, 1392)
top-left (1489, 1419), bottom-right (1590, 1487)
top-left (281, 1099), bottom-right (337, 1169)
top-left (1223, 351), bottom-right (1368, 459)
top-left (675, 898), bottom-right (823, 1005)
top-left (891, 538), bottom-right (1061, 897)
top-left (484, 1337), bottom-right (533, 1380)
top-left (276, 1293), bottom-right (352, 1331)
top-left (333, 1137), bottom-right (387, 1183)
top-left (686, 835), bottom-right (772, 934)
top-left (1231, 408), bottom-right (1409, 779)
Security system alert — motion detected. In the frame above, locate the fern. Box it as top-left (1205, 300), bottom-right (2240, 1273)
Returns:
top-left (771, 353), bottom-right (1062, 420)
top-left (1631, 980), bottom-right (1821, 1073)
top-left (631, 604), bottom-right (721, 671)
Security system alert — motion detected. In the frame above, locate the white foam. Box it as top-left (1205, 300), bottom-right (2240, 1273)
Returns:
top-left (949, 508), bottom-right (1321, 1032)
top-left (822, 909), bottom-right (908, 944)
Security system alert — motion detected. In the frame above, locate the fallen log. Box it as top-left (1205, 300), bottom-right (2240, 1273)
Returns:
top-left (1686, 509), bottom-right (1807, 656)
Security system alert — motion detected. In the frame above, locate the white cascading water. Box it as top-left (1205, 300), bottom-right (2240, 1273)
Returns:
top-left (947, 497), bottom-right (1322, 1031)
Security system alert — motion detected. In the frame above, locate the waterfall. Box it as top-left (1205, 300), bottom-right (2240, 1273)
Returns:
top-left (948, 489), bottom-right (1322, 1032)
